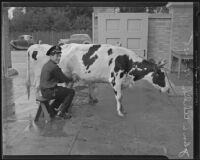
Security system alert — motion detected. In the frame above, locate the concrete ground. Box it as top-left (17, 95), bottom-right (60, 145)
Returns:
top-left (2, 51), bottom-right (193, 158)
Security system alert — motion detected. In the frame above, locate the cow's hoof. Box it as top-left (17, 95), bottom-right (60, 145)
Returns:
top-left (118, 112), bottom-right (125, 117)
top-left (121, 109), bottom-right (127, 115)
top-left (93, 99), bottom-right (98, 104)
top-left (88, 98), bottom-right (98, 104)
top-left (120, 106), bottom-right (127, 115)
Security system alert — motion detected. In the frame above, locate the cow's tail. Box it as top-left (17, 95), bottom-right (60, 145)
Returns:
top-left (26, 51), bottom-right (31, 99)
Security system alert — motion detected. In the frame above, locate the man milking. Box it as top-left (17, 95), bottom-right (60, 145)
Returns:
top-left (40, 45), bottom-right (79, 119)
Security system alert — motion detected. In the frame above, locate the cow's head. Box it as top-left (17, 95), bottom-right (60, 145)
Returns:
top-left (128, 59), bottom-right (170, 93)
top-left (147, 60), bottom-right (170, 93)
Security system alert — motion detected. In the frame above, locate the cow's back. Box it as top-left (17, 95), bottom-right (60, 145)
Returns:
top-left (27, 44), bottom-right (52, 89)
top-left (59, 43), bottom-right (142, 83)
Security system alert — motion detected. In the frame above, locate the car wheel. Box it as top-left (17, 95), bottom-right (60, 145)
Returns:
top-left (83, 41), bottom-right (90, 44)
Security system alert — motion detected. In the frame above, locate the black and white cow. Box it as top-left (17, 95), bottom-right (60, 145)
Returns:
top-left (26, 43), bottom-right (170, 117)
top-left (26, 44), bottom-right (52, 99)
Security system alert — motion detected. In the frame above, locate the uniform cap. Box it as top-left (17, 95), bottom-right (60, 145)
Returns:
top-left (46, 45), bottom-right (62, 56)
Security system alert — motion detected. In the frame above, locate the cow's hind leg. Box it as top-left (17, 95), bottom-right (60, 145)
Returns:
top-left (88, 82), bottom-right (98, 104)
top-left (109, 71), bottom-right (127, 117)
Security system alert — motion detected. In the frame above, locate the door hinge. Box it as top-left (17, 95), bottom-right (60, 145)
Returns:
top-left (144, 50), bottom-right (146, 57)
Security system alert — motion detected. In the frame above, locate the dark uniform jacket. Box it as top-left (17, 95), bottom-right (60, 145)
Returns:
top-left (40, 59), bottom-right (72, 89)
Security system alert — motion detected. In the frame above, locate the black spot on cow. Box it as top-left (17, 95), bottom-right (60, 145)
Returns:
top-left (129, 60), bottom-right (156, 81)
top-left (108, 48), bottom-right (113, 55)
top-left (111, 73), bottom-right (116, 87)
top-left (120, 72), bottom-right (124, 79)
top-left (82, 45), bottom-right (101, 70)
top-left (112, 78), bottom-right (116, 87)
top-left (114, 89), bottom-right (117, 95)
top-left (88, 70), bottom-right (91, 73)
top-left (111, 72), bottom-right (114, 78)
top-left (32, 51), bottom-right (38, 60)
top-left (114, 55), bottom-right (133, 74)
top-left (108, 58), bottom-right (113, 66)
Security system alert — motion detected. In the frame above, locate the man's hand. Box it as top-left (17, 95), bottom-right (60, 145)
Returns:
top-left (72, 73), bottom-right (80, 82)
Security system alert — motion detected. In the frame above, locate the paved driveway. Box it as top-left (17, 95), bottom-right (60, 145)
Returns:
top-left (2, 51), bottom-right (193, 158)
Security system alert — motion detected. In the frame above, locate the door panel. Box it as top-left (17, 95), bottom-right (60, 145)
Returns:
top-left (98, 13), bottom-right (148, 59)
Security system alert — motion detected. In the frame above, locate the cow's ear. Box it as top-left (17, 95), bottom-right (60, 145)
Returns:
top-left (158, 59), bottom-right (167, 68)
top-left (128, 59), bottom-right (133, 70)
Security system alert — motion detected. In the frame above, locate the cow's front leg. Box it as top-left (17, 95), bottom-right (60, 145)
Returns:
top-left (88, 82), bottom-right (98, 104)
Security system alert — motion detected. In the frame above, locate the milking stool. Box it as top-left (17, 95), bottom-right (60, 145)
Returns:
top-left (34, 96), bottom-right (55, 123)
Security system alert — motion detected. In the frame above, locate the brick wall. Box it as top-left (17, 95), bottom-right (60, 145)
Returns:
top-left (167, 2), bottom-right (193, 72)
top-left (168, 3), bottom-right (193, 50)
top-left (148, 14), bottom-right (171, 69)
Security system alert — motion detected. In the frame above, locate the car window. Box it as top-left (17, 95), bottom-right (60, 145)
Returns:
top-left (70, 35), bottom-right (77, 39)
top-left (72, 34), bottom-right (88, 39)
top-left (19, 36), bottom-right (24, 40)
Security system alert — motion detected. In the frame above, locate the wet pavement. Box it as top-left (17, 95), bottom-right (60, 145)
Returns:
top-left (2, 51), bottom-right (193, 158)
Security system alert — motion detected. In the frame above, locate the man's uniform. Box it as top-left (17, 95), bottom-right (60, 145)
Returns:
top-left (40, 45), bottom-right (75, 119)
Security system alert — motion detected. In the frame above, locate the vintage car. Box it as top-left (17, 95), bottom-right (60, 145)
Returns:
top-left (10, 35), bottom-right (35, 50)
top-left (58, 34), bottom-right (92, 45)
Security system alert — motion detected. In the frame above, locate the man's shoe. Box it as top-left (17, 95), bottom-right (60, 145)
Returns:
top-left (55, 112), bottom-right (71, 120)
top-left (50, 112), bottom-right (57, 118)
top-left (54, 114), bottom-right (63, 120)
top-left (63, 112), bottom-right (72, 119)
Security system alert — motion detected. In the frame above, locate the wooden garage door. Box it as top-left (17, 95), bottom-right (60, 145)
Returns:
top-left (98, 13), bottom-right (148, 59)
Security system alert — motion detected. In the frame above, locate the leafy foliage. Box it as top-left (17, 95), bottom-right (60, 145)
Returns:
top-left (9, 6), bottom-right (168, 32)
top-left (120, 6), bottom-right (169, 13)
top-left (9, 7), bottom-right (93, 32)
